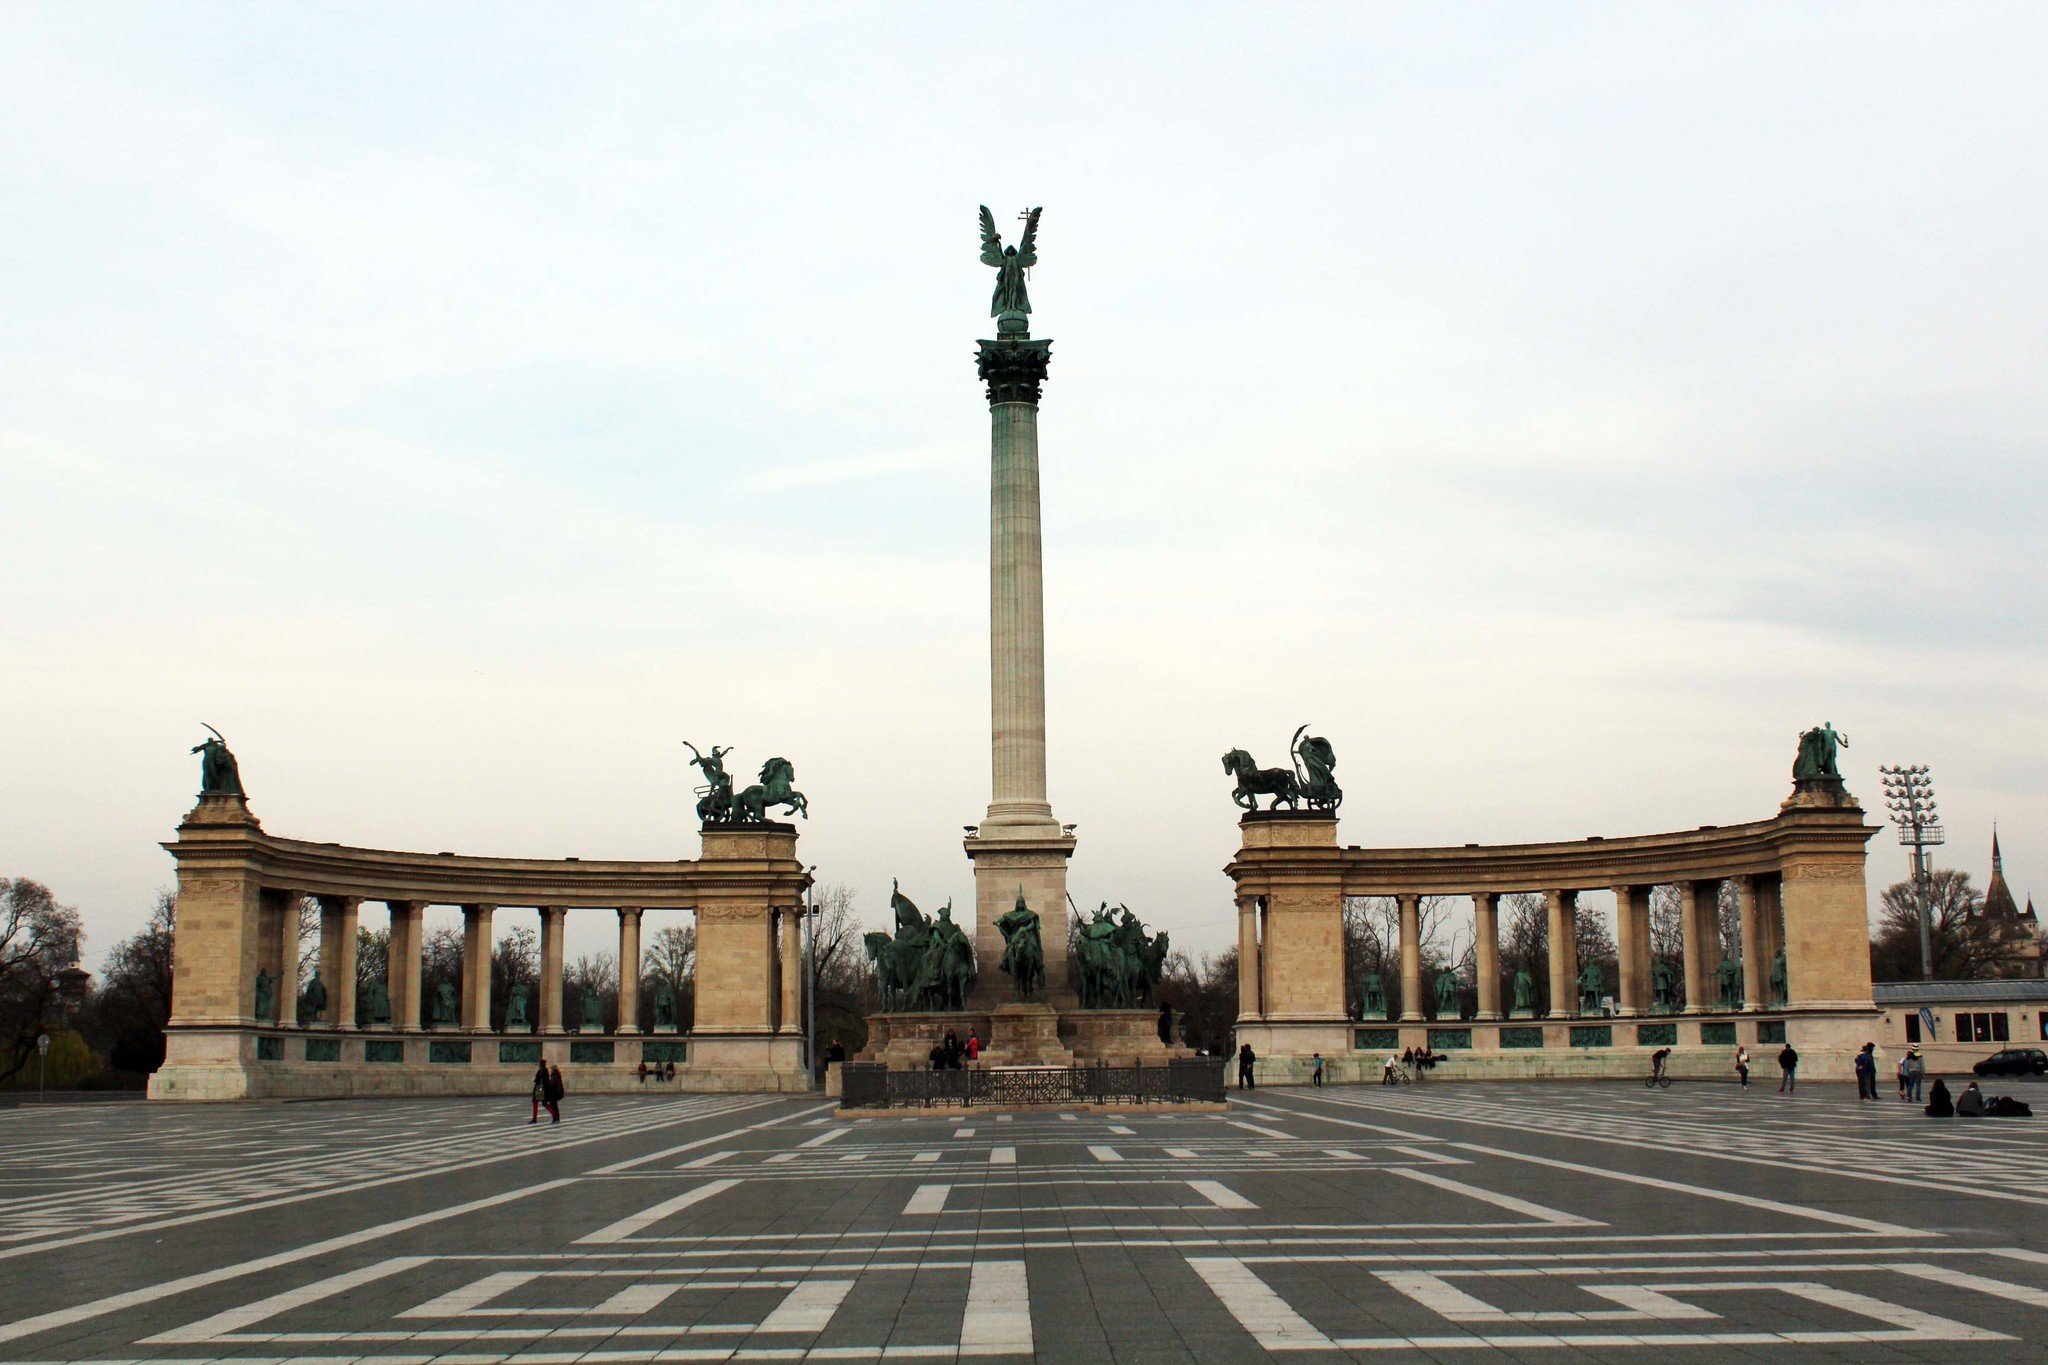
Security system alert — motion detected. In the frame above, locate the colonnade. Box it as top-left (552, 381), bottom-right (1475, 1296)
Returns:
top-left (154, 789), bottom-right (813, 1099)
top-left (1226, 786), bottom-right (1876, 1066)
top-left (251, 895), bottom-right (808, 1035)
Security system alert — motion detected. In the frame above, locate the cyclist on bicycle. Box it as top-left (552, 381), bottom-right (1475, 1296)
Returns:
top-left (1650, 1047), bottom-right (1672, 1083)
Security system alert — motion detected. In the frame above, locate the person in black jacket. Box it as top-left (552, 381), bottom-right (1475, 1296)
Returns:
top-left (530, 1063), bottom-right (549, 1125)
top-left (1237, 1042), bottom-right (1256, 1090)
top-left (1777, 1043), bottom-right (1799, 1094)
top-left (543, 1063), bottom-right (565, 1123)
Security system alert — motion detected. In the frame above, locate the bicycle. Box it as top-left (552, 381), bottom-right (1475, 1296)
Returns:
top-left (1381, 1064), bottom-right (1412, 1086)
top-left (1645, 1066), bottom-right (1672, 1089)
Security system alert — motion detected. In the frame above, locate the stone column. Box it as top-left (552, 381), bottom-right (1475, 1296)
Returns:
top-left (1546, 889), bottom-right (1579, 1019)
top-left (460, 903), bottom-right (494, 1032)
top-left (616, 907), bottom-right (642, 1035)
top-left (1612, 886), bottom-right (1648, 1016)
top-left (1236, 896), bottom-right (1263, 1021)
top-left (1735, 876), bottom-right (1765, 1011)
top-left (387, 901), bottom-right (425, 1031)
top-left (1680, 881), bottom-right (1713, 1014)
top-left (269, 890), bottom-right (301, 1028)
top-left (778, 908), bottom-right (803, 1034)
top-left (1757, 875), bottom-right (1785, 1002)
top-left (538, 907), bottom-right (566, 1034)
top-left (1472, 892), bottom-right (1502, 1020)
top-left (316, 895), bottom-right (360, 1030)
top-left (968, 333), bottom-right (1069, 1001)
top-left (1397, 894), bottom-right (1424, 1022)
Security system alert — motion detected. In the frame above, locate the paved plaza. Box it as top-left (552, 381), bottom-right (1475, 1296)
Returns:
top-left (3, 1082), bottom-right (2046, 1361)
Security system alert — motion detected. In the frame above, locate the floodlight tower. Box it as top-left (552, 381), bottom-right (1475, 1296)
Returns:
top-left (1879, 764), bottom-right (1943, 980)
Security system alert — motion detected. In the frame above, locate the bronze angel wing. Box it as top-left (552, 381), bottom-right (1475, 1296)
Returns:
top-left (978, 205), bottom-right (1004, 267)
top-left (1016, 206), bottom-right (1041, 268)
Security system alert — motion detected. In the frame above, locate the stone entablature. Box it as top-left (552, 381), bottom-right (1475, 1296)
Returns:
top-left (151, 792), bottom-right (811, 1100)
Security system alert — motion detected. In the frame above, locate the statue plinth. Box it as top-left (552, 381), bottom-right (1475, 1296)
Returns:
top-left (652, 1024), bottom-right (678, 1036)
top-left (982, 1001), bottom-right (1074, 1068)
top-left (1782, 776), bottom-right (1858, 811)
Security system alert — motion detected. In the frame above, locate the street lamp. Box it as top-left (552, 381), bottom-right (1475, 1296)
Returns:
top-left (1878, 765), bottom-right (1943, 980)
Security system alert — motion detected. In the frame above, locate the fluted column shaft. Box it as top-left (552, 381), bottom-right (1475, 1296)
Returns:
top-left (1472, 892), bottom-right (1502, 1020)
top-left (1546, 890), bottom-right (1579, 1019)
top-left (461, 904), bottom-right (494, 1031)
top-left (1613, 886), bottom-right (1648, 1016)
top-left (986, 399), bottom-right (1053, 826)
top-left (616, 908), bottom-right (642, 1034)
top-left (778, 908), bottom-right (803, 1034)
top-left (1680, 882), bottom-right (1713, 1014)
top-left (388, 901), bottom-right (425, 1031)
top-left (317, 895), bottom-right (360, 1030)
top-left (539, 907), bottom-right (566, 1034)
top-left (271, 891), bottom-right (301, 1028)
top-left (1397, 894), bottom-right (1424, 1022)
top-left (1736, 876), bottom-right (1764, 1011)
top-left (1236, 897), bottom-right (1263, 1019)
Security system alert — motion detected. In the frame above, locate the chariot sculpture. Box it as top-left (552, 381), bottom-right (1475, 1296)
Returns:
top-left (1222, 725), bottom-right (1342, 812)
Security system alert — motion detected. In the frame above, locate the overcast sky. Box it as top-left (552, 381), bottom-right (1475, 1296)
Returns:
top-left (3, 3), bottom-right (2043, 969)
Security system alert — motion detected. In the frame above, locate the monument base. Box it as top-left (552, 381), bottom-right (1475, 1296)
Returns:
top-left (982, 1002), bottom-right (1074, 1067)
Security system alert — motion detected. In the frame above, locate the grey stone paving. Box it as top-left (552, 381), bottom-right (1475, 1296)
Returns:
top-left (1, 1079), bottom-right (2046, 1361)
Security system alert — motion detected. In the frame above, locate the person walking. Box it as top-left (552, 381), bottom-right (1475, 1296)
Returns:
top-left (1237, 1042), bottom-right (1256, 1090)
top-left (543, 1062), bottom-right (565, 1124)
top-left (529, 1062), bottom-right (549, 1124)
top-left (1854, 1042), bottom-right (1878, 1101)
top-left (1735, 1045), bottom-right (1750, 1090)
top-left (1777, 1042), bottom-right (1799, 1093)
top-left (1895, 1053), bottom-right (1910, 1100)
top-left (1905, 1048), bottom-right (1926, 1103)
top-left (1312, 1052), bottom-right (1325, 1087)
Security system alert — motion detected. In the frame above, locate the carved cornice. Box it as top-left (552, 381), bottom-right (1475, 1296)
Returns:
top-left (976, 338), bottom-right (1052, 406)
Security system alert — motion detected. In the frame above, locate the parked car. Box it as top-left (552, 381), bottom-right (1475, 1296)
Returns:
top-left (1973, 1048), bottom-right (2048, 1078)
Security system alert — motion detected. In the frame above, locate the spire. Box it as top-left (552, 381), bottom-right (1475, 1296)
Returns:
top-left (1984, 827), bottom-right (2020, 921)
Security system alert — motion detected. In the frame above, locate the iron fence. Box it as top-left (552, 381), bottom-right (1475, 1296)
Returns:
top-left (839, 1058), bottom-right (1226, 1110)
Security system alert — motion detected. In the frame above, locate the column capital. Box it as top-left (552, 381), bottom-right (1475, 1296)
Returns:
top-left (976, 337), bottom-right (1052, 405)
top-left (616, 906), bottom-right (643, 925)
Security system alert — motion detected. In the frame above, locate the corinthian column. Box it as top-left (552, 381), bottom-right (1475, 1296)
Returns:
top-left (966, 327), bottom-right (1074, 1001)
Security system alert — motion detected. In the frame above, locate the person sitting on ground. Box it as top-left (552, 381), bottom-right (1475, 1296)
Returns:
top-left (1924, 1077), bottom-right (1954, 1117)
top-left (1988, 1093), bottom-right (2034, 1117)
top-left (664, 1060), bottom-right (676, 1082)
top-left (1957, 1080), bottom-right (1987, 1117)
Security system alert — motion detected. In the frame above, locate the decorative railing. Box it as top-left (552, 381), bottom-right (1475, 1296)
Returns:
top-left (840, 1058), bottom-right (1226, 1109)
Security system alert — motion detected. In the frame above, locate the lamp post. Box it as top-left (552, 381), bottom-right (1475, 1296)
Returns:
top-left (1879, 765), bottom-right (1942, 980)
top-left (802, 866), bottom-right (817, 1081)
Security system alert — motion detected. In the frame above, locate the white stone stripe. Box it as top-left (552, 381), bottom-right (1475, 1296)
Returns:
top-left (756, 1278), bottom-right (854, 1333)
top-left (913, 1151), bottom-right (941, 1164)
top-left (0, 1177), bottom-right (576, 1346)
top-left (954, 1128), bottom-right (977, 1138)
top-left (765, 1153), bottom-right (798, 1164)
top-left (145, 1256), bottom-right (432, 1343)
top-left (576, 1180), bottom-right (740, 1244)
top-left (797, 1126), bottom-right (850, 1149)
top-left (1895, 1262), bottom-right (2048, 1308)
top-left (1087, 1146), bottom-right (1122, 1163)
top-left (1225, 1120), bottom-right (1291, 1139)
top-left (990, 1147), bottom-right (1016, 1165)
top-left (1446, 1140), bottom-right (1921, 1235)
top-left (1389, 1145), bottom-right (1466, 1165)
top-left (960, 1259), bottom-right (1031, 1352)
top-left (397, 1270), bottom-right (541, 1319)
top-left (1187, 1179), bottom-right (1255, 1210)
top-left (680, 1151), bottom-right (735, 1169)
top-left (1165, 1147), bottom-right (1199, 1159)
top-left (1189, 1256), bottom-right (1334, 1350)
top-left (905, 1184), bottom-right (951, 1215)
top-left (1322, 1149), bottom-right (1362, 1160)
top-left (1391, 1168), bottom-right (1599, 1227)
top-left (1109, 1125), bottom-right (1135, 1135)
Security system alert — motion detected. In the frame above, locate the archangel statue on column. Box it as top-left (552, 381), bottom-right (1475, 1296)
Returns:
top-left (980, 205), bottom-right (1041, 331)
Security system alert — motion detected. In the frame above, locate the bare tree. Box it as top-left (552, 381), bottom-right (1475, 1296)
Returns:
top-left (1871, 870), bottom-right (2026, 981)
top-left (567, 951), bottom-right (619, 1030)
top-left (1649, 885), bottom-right (1685, 1005)
top-left (1160, 947), bottom-right (1238, 1053)
top-left (490, 925), bottom-right (539, 1030)
top-left (93, 889), bottom-right (176, 1072)
top-left (641, 924), bottom-right (696, 1030)
top-left (419, 925), bottom-right (463, 1028)
top-left (0, 879), bottom-right (85, 1085)
top-left (1343, 895), bottom-right (1462, 1018)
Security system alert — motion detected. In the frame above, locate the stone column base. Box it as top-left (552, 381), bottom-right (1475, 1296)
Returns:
top-left (683, 1032), bottom-right (810, 1091)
